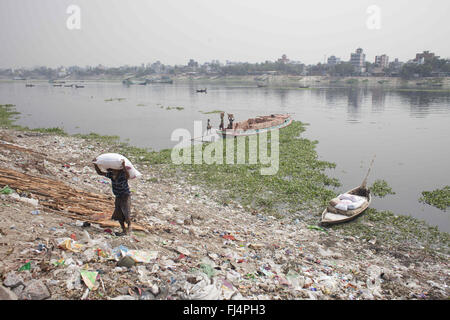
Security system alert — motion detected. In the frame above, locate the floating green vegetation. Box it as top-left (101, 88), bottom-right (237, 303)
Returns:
top-left (200, 110), bottom-right (224, 114)
top-left (419, 186), bottom-right (450, 211)
top-left (378, 80), bottom-right (389, 84)
top-left (0, 104), bottom-right (20, 127)
top-left (331, 208), bottom-right (449, 254)
top-left (137, 103), bottom-right (147, 107)
top-left (29, 127), bottom-right (67, 135)
top-left (346, 79), bottom-right (358, 84)
top-left (73, 132), bottom-right (120, 144)
top-left (165, 106), bottom-right (184, 111)
top-left (105, 98), bottom-right (126, 102)
top-left (362, 79), bottom-right (369, 83)
top-left (370, 179), bottom-right (396, 198)
top-left (0, 104), bottom-right (68, 135)
top-left (167, 121), bottom-right (339, 214)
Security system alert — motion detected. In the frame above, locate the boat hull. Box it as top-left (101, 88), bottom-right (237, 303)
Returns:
top-left (217, 117), bottom-right (292, 137)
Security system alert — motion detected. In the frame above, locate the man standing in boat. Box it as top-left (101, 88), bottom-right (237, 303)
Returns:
top-left (207, 119), bottom-right (212, 134)
top-left (219, 112), bottom-right (225, 131)
top-left (227, 113), bottom-right (234, 129)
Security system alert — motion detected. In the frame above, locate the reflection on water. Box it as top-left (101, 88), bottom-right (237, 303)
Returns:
top-left (0, 82), bottom-right (449, 231)
top-left (371, 89), bottom-right (386, 113)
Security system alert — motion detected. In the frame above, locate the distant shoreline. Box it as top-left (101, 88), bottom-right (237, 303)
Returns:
top-left (1, 75), bottom-right (450, 91)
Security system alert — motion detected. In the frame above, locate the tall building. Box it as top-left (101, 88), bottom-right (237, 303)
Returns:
top-left (374, 54), bottom-right (389, 69)
top-left (413, 51), bottom-right (439, 64)
top-left (350, 48), bottom-right (366, 73)
top-left (327, 55), bottom-right (341, 66)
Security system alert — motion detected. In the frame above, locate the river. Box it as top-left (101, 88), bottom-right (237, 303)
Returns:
top-left (1, 81), bottom-right (449, 231)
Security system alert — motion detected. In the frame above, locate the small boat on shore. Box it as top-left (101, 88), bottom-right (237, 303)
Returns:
top-left (320, 156), bottom-right (375, 225)
top-left (217, 114), bottom-right (292, 137)
top-left (75, 85), bottom-right (85, 88)
top-left (298, 85), bottom-right (310, 89)
top-left (196, 88), bottom-right (207, 93)
top-left (320, 186), bottom-right (371, 225)
top-left (25, 84), bottom-right (34, 87)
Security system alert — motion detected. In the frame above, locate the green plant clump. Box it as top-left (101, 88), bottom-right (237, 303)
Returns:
top-left (370, 179), bottom-right (396, 198)
top-left (420, 186), bottom-right (450, 211)
top-left (200, 110), bottom-right (224, 114)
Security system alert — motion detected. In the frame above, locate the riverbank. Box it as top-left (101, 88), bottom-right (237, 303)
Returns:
top-left (0, 103), bottom-right (449, 300)
top-left (3, 75), bottom-right (450, 92)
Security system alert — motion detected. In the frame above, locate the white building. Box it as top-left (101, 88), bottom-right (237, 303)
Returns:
top-left (350, 48), bottom-right (366, 73)
top-left (327, 55), bottom-right (341, 66)
top-left (374, 54), bottom-right (389, 69)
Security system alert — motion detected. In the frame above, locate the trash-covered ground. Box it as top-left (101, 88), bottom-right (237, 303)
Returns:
top-left (0, 129), bottom-right (448, 300)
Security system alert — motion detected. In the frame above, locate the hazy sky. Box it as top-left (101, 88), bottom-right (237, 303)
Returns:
top-left (0, 0), bottom-right (449, 68)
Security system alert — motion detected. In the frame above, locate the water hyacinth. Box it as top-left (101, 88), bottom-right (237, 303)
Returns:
top-left (420, 186), bottom-right (450, 211)
top-left (370, 180), bottom-right (396, 198)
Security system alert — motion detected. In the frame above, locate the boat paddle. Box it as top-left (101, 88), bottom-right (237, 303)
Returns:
top-left (361, 155), bottom-right (376, 189)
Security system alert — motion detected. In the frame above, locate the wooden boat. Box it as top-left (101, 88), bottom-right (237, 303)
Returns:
top-left (25, 84), bottom-right (34, 87)
top-left (320, 186), bottom-right (371, 225)
top-left (196, 89), bottom-right (207, 93)
top-left (320, 156), bottom-right (375, 225)
top-left (217, 114), bottom-right (292, 137)
top-left (75, 85), bottom-right (85, 88)
top-left (298, 85), bottom-right (310, 89)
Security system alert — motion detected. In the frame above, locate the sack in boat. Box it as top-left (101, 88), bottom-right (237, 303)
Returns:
top-left (94, 153), bottom-right (142, 179)
top-left (339, 194), bottom-right (356, 202)
top-left (329, 197), bottom-right (340, 207)
top-left (335, 202), bottom-right (348, 211)
top-left (348, 199), bottom-right (367, 210)
top-left (334, 200), bottom-right (353, 211)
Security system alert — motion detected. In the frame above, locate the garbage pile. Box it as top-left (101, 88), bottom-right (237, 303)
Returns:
top-left (0, 129), bottom-right (449, 300)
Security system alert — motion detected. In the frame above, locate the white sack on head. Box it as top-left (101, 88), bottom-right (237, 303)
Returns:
top-left (94, 153), bottom-right (142, 179)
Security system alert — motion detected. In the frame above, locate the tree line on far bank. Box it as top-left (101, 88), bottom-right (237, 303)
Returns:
top-left (2, 58), bottom-right (449, 80)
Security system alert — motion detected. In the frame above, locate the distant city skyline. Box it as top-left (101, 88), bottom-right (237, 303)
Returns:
top-left (1, 0), bottom-right (449, 68)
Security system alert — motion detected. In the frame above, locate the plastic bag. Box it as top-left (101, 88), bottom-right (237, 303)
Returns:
top-left (80, 270), bottom-right (99, 290)
top-left (94, 153), bottom-right (142, 179)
